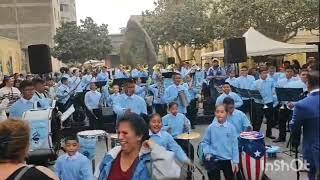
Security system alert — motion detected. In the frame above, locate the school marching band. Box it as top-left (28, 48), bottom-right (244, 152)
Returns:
top-left (0, 58), bottom-right (317, 180)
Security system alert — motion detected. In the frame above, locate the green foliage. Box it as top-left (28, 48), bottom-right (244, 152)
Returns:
top-left (142, 0), bottom-right (212, 63)
top-left (211, 0), bottom-right (319, 41)
top-left (53, 17), bottom-right (112, 63)
top-left (142, 0), bottom-right (319, 62)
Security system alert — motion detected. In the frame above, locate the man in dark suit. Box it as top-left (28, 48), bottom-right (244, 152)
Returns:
top-left (290, 70), bottom-right (319, 180)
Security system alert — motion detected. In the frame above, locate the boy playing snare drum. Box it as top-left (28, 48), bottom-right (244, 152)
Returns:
top-left (202, 105), bottom-right (239, 180)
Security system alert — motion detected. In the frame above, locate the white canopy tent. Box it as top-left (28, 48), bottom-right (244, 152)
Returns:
top-left (201, 27), bottom-right (318, 58)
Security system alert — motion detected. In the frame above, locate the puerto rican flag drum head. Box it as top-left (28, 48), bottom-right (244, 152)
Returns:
top-left (240, 131), bottom-right (264, 140)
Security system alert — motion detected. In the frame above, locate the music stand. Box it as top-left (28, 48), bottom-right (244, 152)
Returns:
top-left (95, 81), bottom-right (108, 89)
top-left (133, 77), bottom-right (148, 83)
top-left (275, 88), bottom-right (303, 158)
top-left (275, 88), bottom-right (304, 102)
top-left (249, 90), bottom-right (263, 100)
top-left (162, 72), bottom-right (176, 79)
top-left (112, 78), bottom-right (132, 87)
top-left (233, 87), bottom-right (250, 99)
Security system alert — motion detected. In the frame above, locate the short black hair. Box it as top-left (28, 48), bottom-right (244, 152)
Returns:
top-left (64, 135), bottom-right (79, 143)
top-left (61, 77), bottom-right (68, 83)
top-left (285, 65), bottom-right (294, 71)
top-left (169, 102), bottom-right (178, 109)
top-left (32, 78), bottom-right (45, 86)
top-left (223, 82), bottom-right (231, 86)
top-left (19, 80), bottom-right (33, 91)
top-left (284, 61), bottom-right (290, 64)
top-left (116, 113), bottom-right (149, 142)
top-left (147, 113), bottom-right (161, 125)
top-left (223, 97), bottom-right (235, 105)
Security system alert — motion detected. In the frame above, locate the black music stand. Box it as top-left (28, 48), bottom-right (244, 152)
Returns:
top-left (275, 88), bottom-right (303, 158)
top-left (275, 88), bottom-right (304, 102)
top-left (233, 87), bottom-right (250, 99)
top-left (95, 81), bottom-right (108, 89)
top-left (133, 77), bottom-right (148, 83)
top-left (162, 72), bottom-right (177, 79)
top-left (112, 78), bottom-right (132, 87)
top-left (248, 89), bottom-right (263, 121)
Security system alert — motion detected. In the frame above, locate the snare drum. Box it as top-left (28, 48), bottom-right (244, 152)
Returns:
top-left (77, 130), bottom-right (107, 160)
top-left (239, 131), bottom-right (266, 180)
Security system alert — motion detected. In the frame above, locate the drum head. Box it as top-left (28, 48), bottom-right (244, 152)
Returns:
top-left (110, 133), bottom-right (118, 139)
top-left (240, 131), bottom-right (264, 140)
top-left (77, 130), bottom-right (107, 137)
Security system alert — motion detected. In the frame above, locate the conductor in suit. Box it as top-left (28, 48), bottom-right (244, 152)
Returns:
top-left (290, 70), bottom-right (319, 180)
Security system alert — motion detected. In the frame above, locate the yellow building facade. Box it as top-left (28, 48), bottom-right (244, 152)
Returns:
top-left (0, 36), bottom-right (24, 76)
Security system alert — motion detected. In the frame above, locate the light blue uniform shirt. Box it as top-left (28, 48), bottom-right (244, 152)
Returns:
top-left (202, 120), bottom-right (239, 164)
top-left (215, 92), bottom-right (243, 108)
top-left (276, 77), bottom-right (298, 88)
top-left (162, 113), bottom-right (191, 138)
top-left (251, 78), bottom-right (275, 104)
top-left (285, 79), bottom-right (307, 92)
top-left (135, 84), bottom-right (146, 98)
top-left (163, 78), bottom-right (173, 89)
top-left (131, 69), bottom-right (148, 78)
top-left (99, 85), bottom-right (110, 106)
top-left (164, 84), bottom-right (190, 114)
top-left (84, 90), bottom-right (101, 110)
top-left (109, 93), bottom-right (121, 106)
top-left (114, 69), bottom-right (128, 79)
top-left (227, 109), bottom-right (252, 136)
top-left (81, 74), bottom-right (94, 90)
top-left (69, 76), bottom-right (83, 92)
top-left (268, 72), bottom-right (285, 82)
top-left (180, 67), bottom-right (191, 78)
top-left (149, 130), bottom-right (190, 164)
top-left (235, 75), bottom-right (256, 100)
top-left (148, 84), bottom-right (166, 104)
top-left (9, 97), bottom-right (49, 119)
top-left (113, 94), bottom-right (147, 118)
top-left (56, 84), bottom-right (70, 104)
top-left (96, 72), bottom-right (109, 82)
top-left (225, 77), bottom-right (237, 87)
top-left (182, 82), bottom-right (200, 100)
top-left (33, 91), bottom-right (52, 106)
top-left (55, 152), bottom-right (93, 180)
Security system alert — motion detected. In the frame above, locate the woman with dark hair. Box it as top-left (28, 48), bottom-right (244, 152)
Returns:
top-left (292, 59), bottom-right (301, 74)
top-left (0, 119), bottom-right (58, 179)
top-left (97, 113), bottom-right (181, 180)
top-left (13, 79), bottom-right (22, 88)
top-left (0, 76), bottom-right (21, 113)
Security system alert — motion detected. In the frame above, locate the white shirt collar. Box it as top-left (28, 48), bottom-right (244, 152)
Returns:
top-left (213, 120), bottom-right (228, 127)
top-left (149, 130), bottom-right (162, 137)
top-left (65, 152), bottom-right (80, 161)
top-left (310, 88), bottom-right (320, 94)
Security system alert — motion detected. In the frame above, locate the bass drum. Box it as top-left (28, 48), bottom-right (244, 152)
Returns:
top-left (23, 108), bottom-right (61, 164)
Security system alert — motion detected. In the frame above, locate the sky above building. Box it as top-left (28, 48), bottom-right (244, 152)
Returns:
top-left (76, 0), bottom-right (155, 34)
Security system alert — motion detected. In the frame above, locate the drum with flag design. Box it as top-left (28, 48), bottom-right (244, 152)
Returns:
top-left (239, 131), bottom-right (266, 180)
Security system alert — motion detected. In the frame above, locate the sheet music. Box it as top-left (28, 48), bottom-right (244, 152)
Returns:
top-left (60, 105), bottom-right (75, 122)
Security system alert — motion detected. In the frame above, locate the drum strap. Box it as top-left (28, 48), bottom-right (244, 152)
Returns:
top-left (14, 165), bottom-right (34, 180)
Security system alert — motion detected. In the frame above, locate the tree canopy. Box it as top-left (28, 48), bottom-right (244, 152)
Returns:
top-left (142, 0), bottom-right (213, 63)
top-left (53, 17), bottom-right (112, 63)
top-left (142, 0), bottom-right (319, 62)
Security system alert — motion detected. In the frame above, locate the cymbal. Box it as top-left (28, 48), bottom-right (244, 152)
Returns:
top-left (176, 132), bottom-right (201, 140)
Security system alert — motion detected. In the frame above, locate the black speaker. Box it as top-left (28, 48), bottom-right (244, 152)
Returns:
top-left (28, 44), bottom-right (52, 74)
top-left (223, 37), bottom-right (247, 63)
top-left (167, 57), bottom-right (175, 65)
